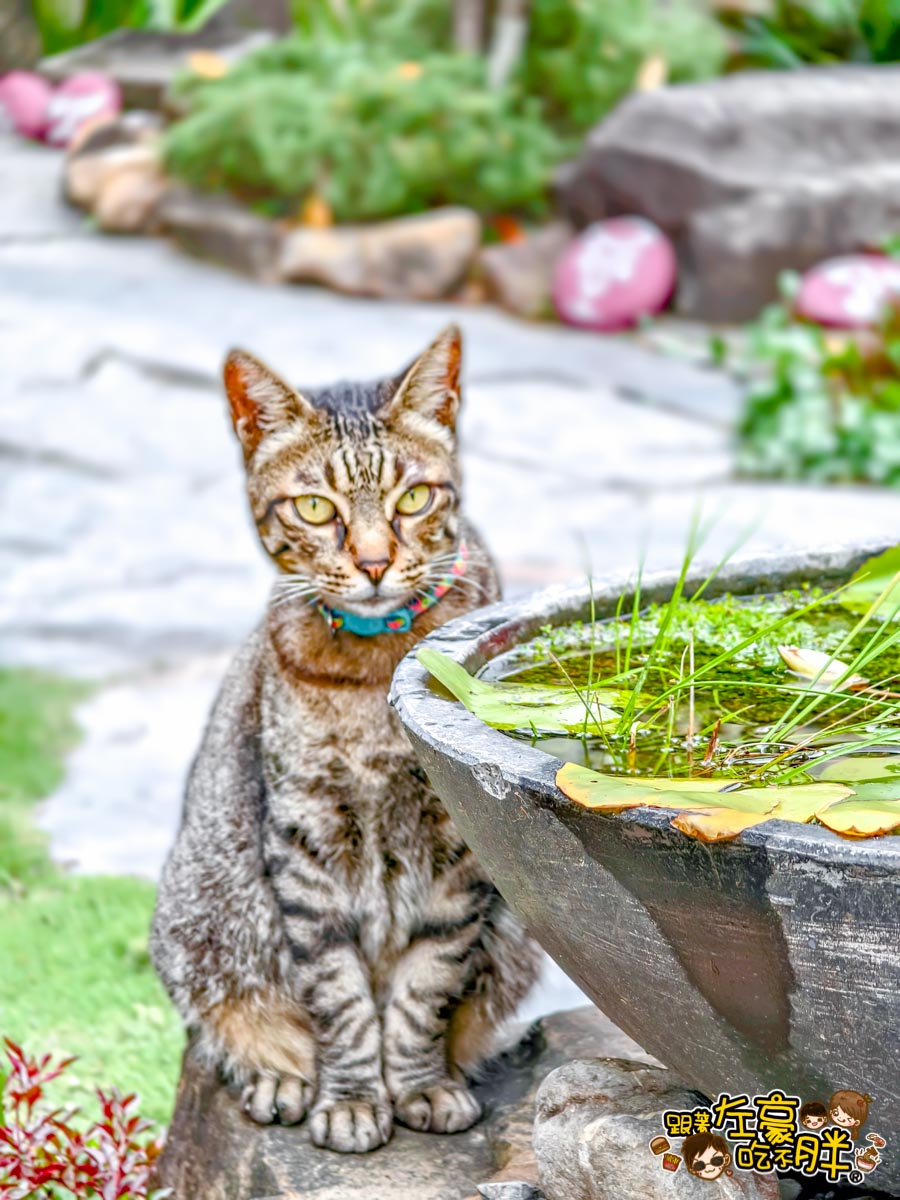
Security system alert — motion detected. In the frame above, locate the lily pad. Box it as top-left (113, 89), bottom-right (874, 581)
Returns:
top-left (817, 796), bottom-right (900, 837)
top-left (417, 648), bottom-right (625, 734)
top-left (555, 763), bottom-right (744, 812)
top-left (672, 808), bottom-right (771, 842)
top-left (818, 756), bottom-right (900, 782)
top-left (841, 544), bottom-right (900, 618)
top-left (556, 763), bottom-right (852, 842)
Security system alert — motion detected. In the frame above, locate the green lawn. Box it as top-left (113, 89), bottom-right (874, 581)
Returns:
top-left (0, 669), bottom-right (183, 1126)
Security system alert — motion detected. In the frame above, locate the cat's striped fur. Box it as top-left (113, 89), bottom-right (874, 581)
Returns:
top-left (150, 326), bottom-right (539, 1154)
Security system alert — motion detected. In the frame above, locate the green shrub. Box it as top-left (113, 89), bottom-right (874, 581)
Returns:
top-left (34, 0), bottom-right (231, 54)
top-left (165, 47), bottom-right (565, 220)
top-left (723, 0), bottom-right (900, 68)
top-left (736, 293), bottom-right (900, 486)
top-left (290, 0), bottom-right (452, 56)
top-left (163, 1), bottom-right (727, 222)
top-left (520, 0), bottom-right (727, 135)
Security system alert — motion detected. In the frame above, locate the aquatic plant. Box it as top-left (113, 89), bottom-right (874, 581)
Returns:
top-left (418, 540), bottom-right (900, 842)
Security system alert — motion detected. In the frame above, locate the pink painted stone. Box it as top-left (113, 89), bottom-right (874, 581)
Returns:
top-left (0, 71), bottom-right (53, 140)
top-left (552, 217), bottom-right (677, 331)
top-left (796, 254), bottom-right (900, 328)
top-left (44, 72), bottom-right (122, 148)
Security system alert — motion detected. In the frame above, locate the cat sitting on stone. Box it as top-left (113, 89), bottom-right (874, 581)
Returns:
top-left (151, 325), bottom-right (539, 1154)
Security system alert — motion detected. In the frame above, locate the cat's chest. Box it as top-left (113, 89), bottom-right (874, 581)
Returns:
top-left (259, 676), bottom-right (457, 955)
top-left (261, 675), bottom-right (414, 798)
top-left (260, 676), bottom-right (448, 863)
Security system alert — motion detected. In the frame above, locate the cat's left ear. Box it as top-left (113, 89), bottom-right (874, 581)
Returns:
top-left (383, 324), bottom-right (462, 439)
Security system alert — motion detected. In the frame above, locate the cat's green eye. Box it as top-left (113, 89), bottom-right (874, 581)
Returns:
top-left (395, 484), bottom-right (433, 516)
top-left (294, 494), bottom-right (336, 525)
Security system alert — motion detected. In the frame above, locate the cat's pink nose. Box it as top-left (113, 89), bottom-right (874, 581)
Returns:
top-left (357, 558), bottom-right (390, 584)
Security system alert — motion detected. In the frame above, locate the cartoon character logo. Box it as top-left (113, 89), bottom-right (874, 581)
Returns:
top-left (857, 1145), bottom-right (881, 1174)
top-left (799, 1101), bottom-right (829, 1130)
top-left (829, 1090), bottom-right (874, 1140)
top-left (683, 1132), bottom-right (732, 1181)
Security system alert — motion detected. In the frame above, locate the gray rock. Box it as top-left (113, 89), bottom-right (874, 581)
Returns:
top-left (559, 66), bottom-right (900, 229)
top-left (68, 110), bottom-right (164, 159)
top-left (680, 166), bottom-right (900, 320)
top-left (479, 223), bottom-right (572, 319)
top-left (94, 161), bottom-right (168, 234)
top-left (159, 185), bottom-right (283, 282)
top-left (205, 0), bottom-right (291, 33)
top-left (280, 208), bottom-right (482, 300)
top-left (533, 1059), bottom-right (780, 1200)
top-left (65, 143), bottom-right (162, 211)
top-left (0, 0), bottom-right (40, 71)
top-left (63, 110), bottom-right (165, 213)
top-left (38, 27), bottom-right (275, 110)
top-left (154, 1008), bottom-right (644, 1200)
top-left (557, 66), bottom-right (900, 318)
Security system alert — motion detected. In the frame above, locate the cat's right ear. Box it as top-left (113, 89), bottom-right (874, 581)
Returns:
top-left (223, 349), bottom-right (316, 461)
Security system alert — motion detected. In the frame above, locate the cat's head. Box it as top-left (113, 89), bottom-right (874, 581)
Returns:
top-left (224, 325), bottom-right (465, 617)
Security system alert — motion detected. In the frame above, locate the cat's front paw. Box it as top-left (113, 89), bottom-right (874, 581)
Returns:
top-left (393, 1082), bottom-right (482, 1134)
top-left (241, 1073), bottom-right (312, 1126)
top-left (309, 1095), bottom-right (393, 1153)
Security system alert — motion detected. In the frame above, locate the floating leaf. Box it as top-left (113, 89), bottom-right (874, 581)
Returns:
top-left (765, 783), bottom-right (852, 821)
top-left (556, 763), bottom-right (775, 815)
top-left (840, 545), bottom-right (900, 619)
top-left (557, 764), bottom-right (852, 842)
top-left (817, 797), bottom-right (900, 837)
top-left (612, 775), bottom-right (733, 794)
top-left (818, 755), bottom-right (900, 782)
top-left (835, 780), bottom-right (900, 803)
top-left (777, 645), bottom-right (867, 689)
top-left (417, 648), bottom-right (623, 734)
top-left (672, 808), bottom-right (770, 842)
top-left (676, 778), bottom-right (853, 842)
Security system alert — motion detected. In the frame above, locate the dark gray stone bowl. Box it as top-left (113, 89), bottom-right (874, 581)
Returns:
top-left (390, 543), bottom-right (900, 1194)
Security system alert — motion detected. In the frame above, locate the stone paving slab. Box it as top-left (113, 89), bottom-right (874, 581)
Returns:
top-left (0, 138), bottom-right (88, 241)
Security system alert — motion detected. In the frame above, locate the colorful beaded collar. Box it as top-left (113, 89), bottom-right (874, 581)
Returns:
top-left (313, 542), bottom-right (469, 636)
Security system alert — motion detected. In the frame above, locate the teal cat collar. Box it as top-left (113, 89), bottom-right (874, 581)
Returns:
top-left (313, 543), bottom-right (468, 636)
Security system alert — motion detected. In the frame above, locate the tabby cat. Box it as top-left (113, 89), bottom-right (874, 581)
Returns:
top-left (150, 325), bottom-right (539, 1154)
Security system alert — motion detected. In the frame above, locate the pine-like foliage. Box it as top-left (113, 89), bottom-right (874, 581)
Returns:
top-left (165, 45), bottom-right (562, 221)
top-left (163, 0), bottom-right (727, 222)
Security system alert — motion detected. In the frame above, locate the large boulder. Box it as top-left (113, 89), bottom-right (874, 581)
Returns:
top-left (680, 167), bottom-right (900, 321)
top-left (154, 1007), bottom-right (654, 1200)
top-left (557, 66), bottom-right (900, 319)
top-left (533, 1059), bottom-right (780, 1200)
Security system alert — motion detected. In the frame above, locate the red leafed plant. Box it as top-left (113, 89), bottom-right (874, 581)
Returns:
top-left (0, 1039), bottom-right (170, 1200)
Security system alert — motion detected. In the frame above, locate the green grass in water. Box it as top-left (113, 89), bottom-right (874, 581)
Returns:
top-left (502, 592), bottom-right (900, 782)
top-left (0, 668), bottom-right (182, 1125)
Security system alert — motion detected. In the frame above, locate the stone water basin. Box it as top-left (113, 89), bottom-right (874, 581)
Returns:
top-left (390, 544), bottom-right (900, 1194)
